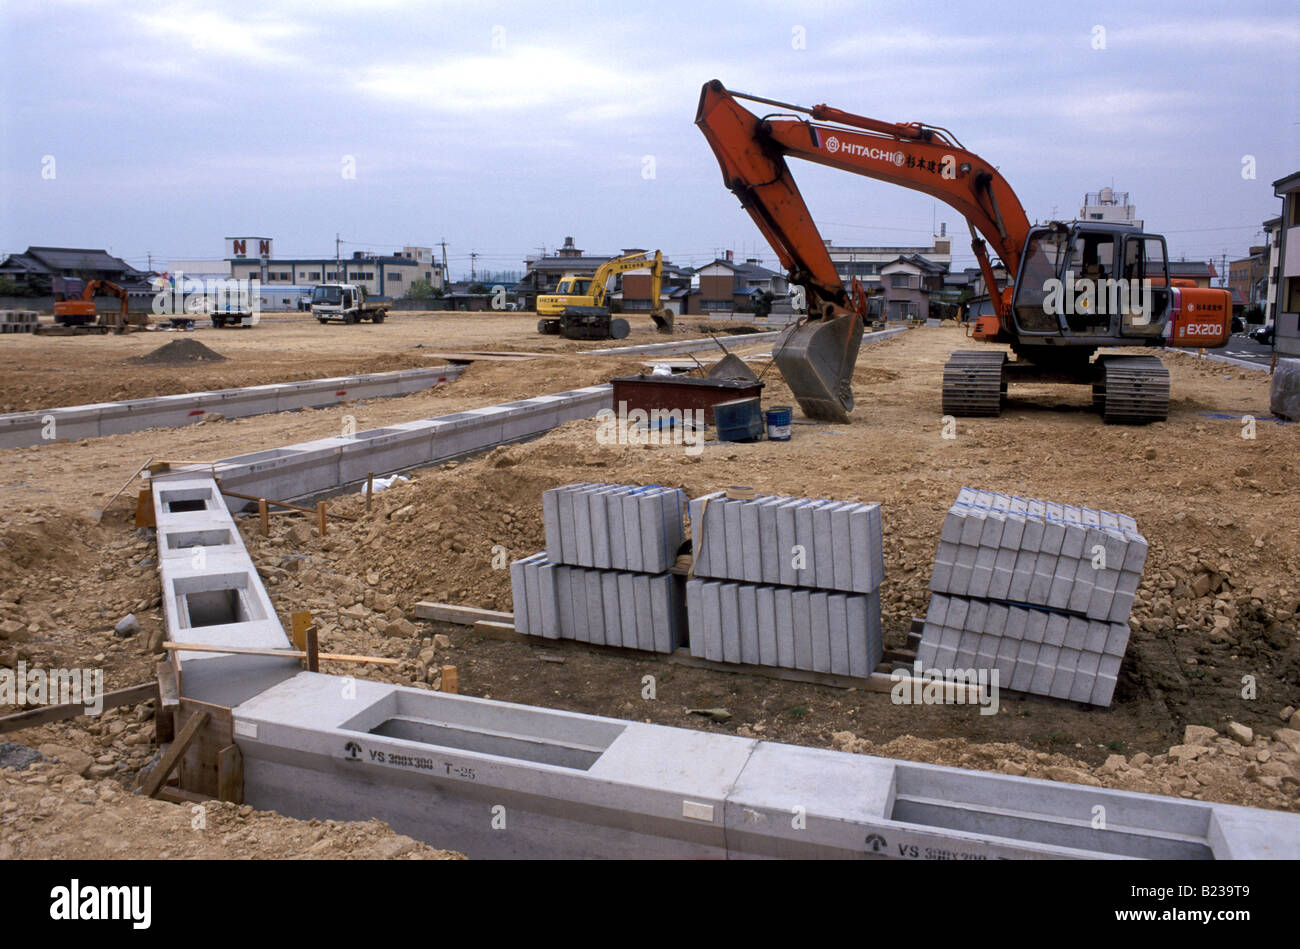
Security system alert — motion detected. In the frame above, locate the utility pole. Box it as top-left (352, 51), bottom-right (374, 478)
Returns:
top-left (470, 251), bottom-right (479, 282)
top-left (437, 238), bottom-right (449, 290)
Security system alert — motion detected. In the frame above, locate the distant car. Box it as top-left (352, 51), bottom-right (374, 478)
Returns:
top-left (1249, 323), bottom-right (1275, 346)
top-left (1231, 315), bottom-right (1245, 334)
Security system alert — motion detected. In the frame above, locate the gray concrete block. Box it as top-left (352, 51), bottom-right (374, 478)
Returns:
top-left (809, 591), bottom-right (831, 674)
top-left (633, 573), bottom-right (655, 653)
top-left (601, 571), bottom-right (622, 648)
top-left (738, 582), bottom-right (759, 665)
top-left (776, 499), bottom-right (800, 587)
top-left (793, 500), bottom-right (817, 588)
top-left (756, 498), bottom-right (781, 585)
top-left (618, 572), bottom-right (638, 649)
top-left (585, 570), bottom-right (606, 646)
top-left (829, 504), bottom-right (854, 593)
top-left (686, 579), bottom-right (706, 659)
top-left (720, 582), bottom-right (741, 664)
top-left (740, 499), bottom-right (763, 583)
top-left (774, 587), bottom-right (795, 668)
top-left (791, 589), bottom-right (812, 670)
top-left (756, 585), bottom-right (777, 667)
top-left (723, 499), bottom-right (744, 580)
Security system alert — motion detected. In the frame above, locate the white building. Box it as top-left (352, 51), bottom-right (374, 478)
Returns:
top-left (822, 232), bottom-right (952, 289)
top-left (1080, 188), bottom-right (1142, 229)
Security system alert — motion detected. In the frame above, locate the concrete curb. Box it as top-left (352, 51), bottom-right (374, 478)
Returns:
top-left (156, 385), bottom-right (614, 507)
top-left (0, 366), bottom-right (468, 450)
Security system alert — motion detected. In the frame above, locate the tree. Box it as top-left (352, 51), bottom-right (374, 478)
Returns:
top-left (0, 276), bottom-right (20, 297)
top-left (406, 278), bottom-right (436, 300)
top-left (467, 282), bottom-right (488, 294)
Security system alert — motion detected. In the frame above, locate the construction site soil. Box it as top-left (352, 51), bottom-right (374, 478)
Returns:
top-left (1, 313), bottom-right (1297, 857)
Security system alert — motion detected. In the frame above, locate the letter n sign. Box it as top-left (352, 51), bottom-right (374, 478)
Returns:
top-left (232, 239), bottom-right (246, 256)
top-left (259, 240), bottom-right (271, 256)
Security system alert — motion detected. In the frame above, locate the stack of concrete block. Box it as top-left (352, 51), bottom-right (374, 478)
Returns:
top-left (685, 580), bottom-right (880, 676)
top-left (511, 554), bottom-right (683, 653)
top-left (685, 492), bottom-right (884, 676)
top-left (544, 482), bottom-right (686, 574)
top-left (917, 594), bottom-right (1127, 705)
top-left (918, 488), bottom-right (1148, 706)
top-left (0, 310), bottom-right (38, 334)
top-left (929, 488), bottom-right (1146, 624)
top-left (510, 483), bottom-right (688, 653)
top-left (687, 492), bottom-right (883, 592)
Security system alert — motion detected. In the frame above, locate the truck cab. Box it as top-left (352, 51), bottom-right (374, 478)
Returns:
top-left (311, 283), bottom-right (386, 324)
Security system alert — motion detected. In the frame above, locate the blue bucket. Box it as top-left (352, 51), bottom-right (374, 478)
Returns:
top-left (713, 397), bottom-right (763, 442)
top-left (765, 405), bottom-right (792, 441)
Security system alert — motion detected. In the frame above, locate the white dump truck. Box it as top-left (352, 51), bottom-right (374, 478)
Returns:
top-left (310, 283), bottom-right (389, 324)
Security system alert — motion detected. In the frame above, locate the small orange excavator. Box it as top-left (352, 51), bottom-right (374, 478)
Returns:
top-left (53, 278), bottom-right (135, 333)
top-left (695, 80), bottom-right (1232, 423)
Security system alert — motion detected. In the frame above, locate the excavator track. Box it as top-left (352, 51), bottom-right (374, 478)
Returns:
top-left (942, 350), bottom-right (1006, 417)
top-left (1092, 355), bottom-right (1169, 424)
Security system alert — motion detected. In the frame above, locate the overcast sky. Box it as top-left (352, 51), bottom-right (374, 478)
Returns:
top-left (1, 0), bottom-right (1296, 279)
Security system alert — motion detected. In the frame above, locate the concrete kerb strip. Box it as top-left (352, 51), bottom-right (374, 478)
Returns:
top-left (0, 366), bottom-right (468, 450)
top-left (229, 669), bottom-right (1300, 859)
top-left (161, 385), bottom-right (614, 510)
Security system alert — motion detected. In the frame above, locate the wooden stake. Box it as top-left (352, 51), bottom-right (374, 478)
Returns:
top-left (316, 500), bottom-right (327, 537)
top-left (440, 665), bottom-right (458, 694)
top-left (366, 472), bottom-right (374, 513)
top-left (134, 488), bottom-right (156, 528)
top-left (258, 497), bottom-right (269, 536)
top-left (291, 611), bottom-right (312, 651)
top-left (143, 709), bottom-right (210, 798)
top-left (304, 624), bottom-right (320, 673)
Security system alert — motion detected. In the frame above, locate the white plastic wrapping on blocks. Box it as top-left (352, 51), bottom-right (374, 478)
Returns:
top-left (686, 578), bottom-right (881, 677)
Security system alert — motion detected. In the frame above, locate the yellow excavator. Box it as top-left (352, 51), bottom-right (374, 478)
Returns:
top-left (537, 250), bottom-right (673, 339)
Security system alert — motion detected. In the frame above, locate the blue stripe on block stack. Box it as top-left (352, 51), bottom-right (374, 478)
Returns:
top-left (509, 483), bottom-right (687, 653)
top-left (685, 492), bottom-right (884, 677)
top-left (917, 487), bottom-right (1148, 706)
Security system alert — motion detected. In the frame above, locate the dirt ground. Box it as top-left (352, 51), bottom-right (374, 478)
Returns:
top-left (1, 316), bottom-right (1297, 857)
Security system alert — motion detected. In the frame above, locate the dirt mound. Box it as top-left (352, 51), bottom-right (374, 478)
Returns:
top-left (130, 338), bottom-right (227, 365)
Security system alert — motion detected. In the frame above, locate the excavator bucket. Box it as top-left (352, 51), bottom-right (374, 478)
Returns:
top-left (773, 314), bottom-right (863, 423)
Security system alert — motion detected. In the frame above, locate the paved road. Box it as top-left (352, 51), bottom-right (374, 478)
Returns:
top-left (1217, 333), bottom-right (1275, 368)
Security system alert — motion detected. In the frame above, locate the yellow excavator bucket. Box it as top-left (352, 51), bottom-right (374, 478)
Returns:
top-left (773, 314), bottom-right (863, 423)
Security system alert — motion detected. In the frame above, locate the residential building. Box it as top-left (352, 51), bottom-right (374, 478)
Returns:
top-left (1271, 172), bottom-right (1300, 358)
top-left (1263, 216), bottom-right (1283, 324)
top-left (688, 255), bottom-right (787, 314)
top-left (0, 245), bottom-right (152, 293)
top-left (517, 237), bottom-right (618, 308)
top-left (1228, 246), bottom-right (1270, 314)
top-left (880, 255), bottom-right (949, 321)
top-left (619, 260), bottom-right (694, 316)
top-left (822, 232), bottom-right (952, 290)
top-left (1080, 188), bottom-right (1143, 229)
top-left (1167, 260), bottom-right (1217, 289)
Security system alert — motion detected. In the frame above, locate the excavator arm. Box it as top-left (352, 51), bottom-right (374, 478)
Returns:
top-left (694, 79), bottom-right (1034, 420)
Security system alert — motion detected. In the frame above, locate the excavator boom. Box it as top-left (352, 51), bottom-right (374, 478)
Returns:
top-left (694, 79), bottom-right (1033, 421)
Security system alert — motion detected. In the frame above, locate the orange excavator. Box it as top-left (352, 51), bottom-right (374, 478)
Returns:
top-left (695, 80), bottom-right (1232, 423)
top-left (52, 278), bottom-right (135, 333)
